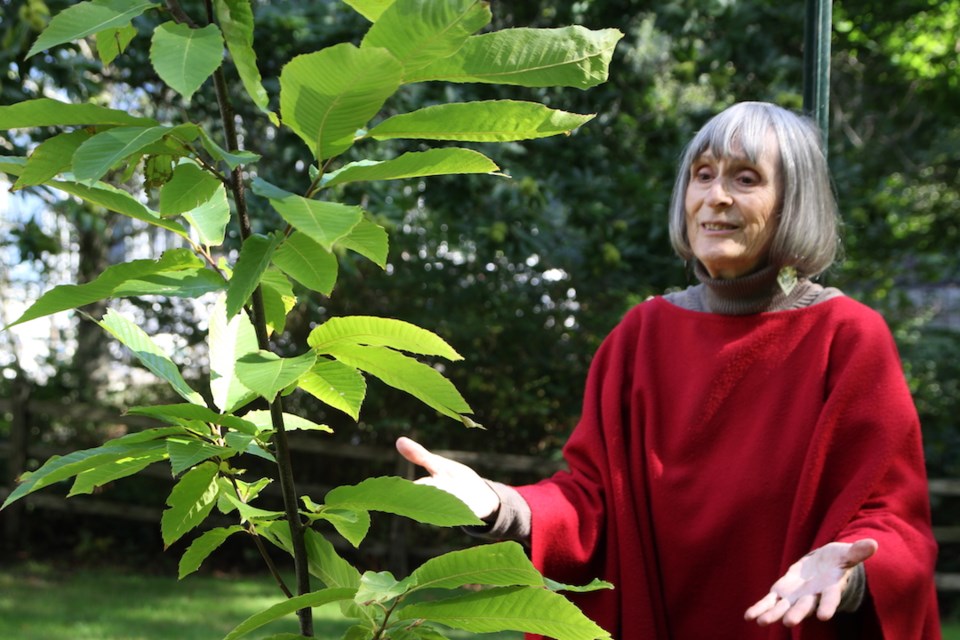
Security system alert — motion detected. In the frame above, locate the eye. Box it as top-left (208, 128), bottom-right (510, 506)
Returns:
top-left (736, 170), bottom-right (761, 186)
top-left (692, 165), bottom-right (714, 182)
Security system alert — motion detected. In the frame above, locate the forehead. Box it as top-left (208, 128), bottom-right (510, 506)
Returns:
top-left (691, 128), bottom-right (779, 167)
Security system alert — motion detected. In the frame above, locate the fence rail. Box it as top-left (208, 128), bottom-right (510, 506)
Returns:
top-left (2, 397), bottom-right (958, 590)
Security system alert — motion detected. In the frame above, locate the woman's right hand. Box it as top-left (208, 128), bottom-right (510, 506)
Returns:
top-left (395, 436), bottom-right (501, 522)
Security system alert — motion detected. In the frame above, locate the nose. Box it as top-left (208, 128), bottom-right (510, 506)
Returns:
top-left (705, 179), bottom-right (733, 208)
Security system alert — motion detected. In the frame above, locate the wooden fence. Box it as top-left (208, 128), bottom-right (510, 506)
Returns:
top-left (2, 395), bottom-right (958, 591)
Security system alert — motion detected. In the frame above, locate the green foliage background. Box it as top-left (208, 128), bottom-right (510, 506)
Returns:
top-left (1, 0), bottom-right (958, 599)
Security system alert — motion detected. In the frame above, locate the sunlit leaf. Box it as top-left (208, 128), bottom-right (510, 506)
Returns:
top-left (13, 130), bottom-right (91, 190)
top-left (271, 232), bottom-right (338, 296)
top-left (368, 100), bottom-right (594, 142)
top-left (95, 23), bottom-right (138, 65)
top-left (308, 316), bottom-right (462, 360)
top-left (325, 344), bottom-right (470, 421)
top-left (335, 217), bottom-right (389, 269)
top-left (167, 437), bottom-right (231, 476)
top-left (298, 359), bottom-right (366, 420)
top-left (222, 588), bottom-right (356, 640)
top-left (161, 461), bottom-right (220, 547)
top-left (234, 350), bottom-right (317, 402)
top-left (214, 0), bottom-right (277, 125)
top-left (251, 178), bottom-right (363, 251)
top-left (159, 162), bottom-right (222, 216)
top-left (260, 269), bottom-right (296, 336)
top-left (126, 403), bottom-right (258, 435)
top-left (396, 586), bottom-right (612, 639)
top-left (320, 148), bottom-right (499, 189)
top-left (209, 294), bottom-right (259, 413)
top-left (279, 42), bottom-right (402, 160)
top-left (342, 0), bottom-right (394, 21)
top-left (150, 22), bottom-right (224, 101)
top-left (99, 308), bottom-right (205, 405)
top-left (225, 232), bottom-right (283, 318)
top-left (409, 542), bottom-right (544, 592)
top-left (6, 249), bottom-right (203, 328)
top-left (408, 26), bottom-right (623, 89)
top-left (324, 477), bottom-right (482, 527)
top-left (72, 125), bottom-right (171, 183)
top-left (178, 525), bottom-right (244, 579)
top-left (0, 98), bottom-right (156, 129)
top-left (361, 0), bottom-right (490, 74)
top-left (27, 0), bottom-right (159, 58)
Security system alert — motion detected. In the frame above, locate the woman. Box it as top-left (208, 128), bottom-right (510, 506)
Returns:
top-left (396, 102), bottom-right (940, 638)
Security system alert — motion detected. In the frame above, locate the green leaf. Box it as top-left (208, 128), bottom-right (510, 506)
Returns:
top-left (126, 403), bottom-right (258, 435)
top-left (184, 185), bottom-right (230, 247)
top-left (35, 179), bottom-right (190, 239)
top-left (111, 267), bottom-right (226, 299)
top-left (325, 344), bottom-right (471, 421)
top-left (214, 0), bottom-right (277, 125)
top-left (271, 232), bottom-right (338, 296)
top-left (308, 316), bottom-right (462, 360)
top-left (161, 461), bottom-right (220, 547)
top-left (150, 22), bottom-right (224, 101)
top-left (69, 442), bottom-right (169, 496)
top-left (279, 42), bottom-right (402, 160)
top-left (6, 249), bottom-right (203, 328)
top-left (260, 269), bottom-right (296, 336)
top-left (27, 0), bottom-right (159, 58)
top-left (0, 98), bottom-right (156, 129)
top-left (361, 0), bottom-right (491, 74)
top-left (324, 477), bottom-right (483, 527)
top-left (408, 26), bottom-right (624, 89)
top-left (368, 100), bottom-right (595, 142)
top-left (396, 586), bottom-right (612, 639)
top-left (409, 542), bottom-right (544, 592)
top-left (237, 409), bottom-right (329, 434)
top-left (178, 525), bottom-right (244, 579)
top-left (298, 359), bottom-right (366, 421)
top-left (2, 438), bottom-right (172, 509)
top-left (342, 0), bottom-right (394, 21)
top-left (222, 588), bottom-right (356, 640)
top-left (219, 491), bottom-right (284, 523)
top-left (13, 130), bottom-right (91, 190)
top-left (95, 23), bottom-right (138, 65)
top-left (321, 148), bottom-right (499, 189)
top-left (209, 294), bottom-right (259, 413)
top-left (335, 217), bottom-right (389, 268)
top-left (167, 437), bottom-right (231, 476)
top-left (264, 523), bottom-right (362, 591)
top-left (225, 232), bottom-right (283, 318)
top-left (197, 129), bottom-right (260, 169)
top-left (99, 308), bottom-right (205, 405)
top-left (251, 178), bottom-right (363, 251)
top-left (72, 125), bottom-right (171, 183)
top-left (159, 162), bottom-right (222, 216)
top-left (234, 350), bottom-right (317, 402)
top-left (543, 577), bottom-right (615, 594)
top-left (310, 507), bottom-right (371, 548)
top-left (355, 570), bottom-right (415, 606)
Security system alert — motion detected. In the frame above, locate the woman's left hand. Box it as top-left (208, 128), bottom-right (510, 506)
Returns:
top-left (744, 538), bottom-right (878, 627)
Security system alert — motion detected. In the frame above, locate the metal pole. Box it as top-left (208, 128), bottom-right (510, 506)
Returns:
top-left (803, 0), bottom-right (833, 152)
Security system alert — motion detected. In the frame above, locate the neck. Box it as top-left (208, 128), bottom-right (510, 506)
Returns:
top-left (694, 261), bottom-right (813, 314)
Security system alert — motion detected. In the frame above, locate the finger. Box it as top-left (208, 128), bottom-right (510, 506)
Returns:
top-left (396, 437), bottom-right (440, 474)
top-left (744, 592), bottom-right (778, 621)
top-left (816, 584), bottom-right (843, 621)
top-left (845, 538), bottom-right (878, 566)
top-left (783, 594), bottom-right (818, 627)
top-left (755, 596), bottom-right (792, 626)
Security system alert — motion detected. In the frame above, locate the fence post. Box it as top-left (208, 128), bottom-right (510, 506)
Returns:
top-left (4, 378), bottom-right (30, 551)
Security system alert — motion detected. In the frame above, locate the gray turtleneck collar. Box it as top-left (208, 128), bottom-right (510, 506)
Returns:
top-left (662, 262), bottom-right (844, 315)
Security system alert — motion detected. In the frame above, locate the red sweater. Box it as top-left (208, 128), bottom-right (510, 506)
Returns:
top-left (516, 296), bottom-right (940, 639)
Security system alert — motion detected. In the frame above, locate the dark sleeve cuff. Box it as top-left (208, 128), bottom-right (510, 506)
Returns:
top-left (462, 481), bottom-right (532, 545)
top-left (838, 563), bottom-right (866, 612)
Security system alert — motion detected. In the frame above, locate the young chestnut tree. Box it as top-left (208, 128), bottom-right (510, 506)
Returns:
top-left (1, 1), bottom-right (621, 638)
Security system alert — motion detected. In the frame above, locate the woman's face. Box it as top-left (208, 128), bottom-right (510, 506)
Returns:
top-left (684, 131), bottom-right (783, 280)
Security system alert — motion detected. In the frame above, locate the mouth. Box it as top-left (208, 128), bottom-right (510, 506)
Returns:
top-left (701, 222), bottom-right (740, 231)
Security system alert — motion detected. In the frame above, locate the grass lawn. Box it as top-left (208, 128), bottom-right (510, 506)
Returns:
top-left (0, 562), bottom-right (521, 640)
top-left (1, 562), bottom-right (956, 639)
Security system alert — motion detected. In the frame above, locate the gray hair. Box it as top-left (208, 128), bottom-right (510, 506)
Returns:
top-left (668, 102), bottom-right (840, 277)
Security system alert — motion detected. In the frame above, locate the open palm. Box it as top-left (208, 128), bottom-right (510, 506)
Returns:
top-left (745, 539), bottom-right (878, 627)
